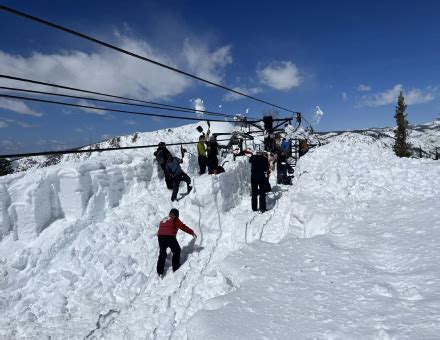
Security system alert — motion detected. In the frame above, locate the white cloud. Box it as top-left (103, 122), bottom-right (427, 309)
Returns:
top-left (357, 84), bottom-right (371, 92)
top-left (257, 61), bottom-right (301, 91)
top-left (76, 99), bottom-right (107, 115)
top-left (1, 140), bottom-right (14, 148)
top-left (0, 98), bottom-right (42, 116)
top-left (362, 84), bottom-right (436, 107)
top-left (312, 105), bottom-right (324, 126)
top-left (124, 119), bottom-right (137, 126)
top-left (0, 117), bottom-right (33, 128)
top-left (341, 92), bottom-right (348, 102)
top-left (0, 120), bottom-right (7, 128)
top-left (182, 40), bottom-right (232, 84)
top-left (406, 87), bottom-right (436, 105)
top-left (0, 34), bottom-right (233, 104)
top-left (223, 86), bottom-right (262, 102)
top-left (192, 98), bottom-right (205, 117)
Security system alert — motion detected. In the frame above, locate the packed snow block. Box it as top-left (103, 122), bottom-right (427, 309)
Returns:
top-left (57, 168), bottom-right (84, 217)
top-left (218, 159), bottom-right (251, 211)
top-left (85, 169), bottom-right (111, 220)
top-left (33, 175), bottom-right (64, 237)
top-left (4, 172), bottom-right (65, 242)
top-left (107, 168), bottom-right (125, 208)
top-left (0, 184), bottom-right (11, 239)
top-left (5, 177), bottom-right (42, 241)
top-left (121, 158), bottom-right (153, 197)
top-left (83, 160), bottom-right (153, 220)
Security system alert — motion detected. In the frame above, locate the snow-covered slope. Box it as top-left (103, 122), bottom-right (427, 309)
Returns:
top-left (315, 119), bottom-right (440, 158)
top-left (189, 135), bottom-right (440, 339)
top-left (1, 122), bottom-right (440, 339)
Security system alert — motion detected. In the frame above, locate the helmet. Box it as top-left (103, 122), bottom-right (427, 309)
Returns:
top-left (158, 142), bottom-right (166, 147)
top-left (169, 208), bottom-right (179, 218)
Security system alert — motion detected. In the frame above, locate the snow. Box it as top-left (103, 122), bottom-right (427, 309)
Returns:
top-left (1, 123), bottom-right (440, 339)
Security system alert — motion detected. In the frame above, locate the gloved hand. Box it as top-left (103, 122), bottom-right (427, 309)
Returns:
top-left (192, 233), bottom-right (198, 239)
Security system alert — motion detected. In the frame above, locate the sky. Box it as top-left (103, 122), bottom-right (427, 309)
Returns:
top-left (1, 0), bottom-right (440, 154)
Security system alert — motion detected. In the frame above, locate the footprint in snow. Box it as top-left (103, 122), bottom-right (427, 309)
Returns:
top-left (372, 283), bottom-right (395, 298)
top-left (400, 287), bottom-right (423, 301)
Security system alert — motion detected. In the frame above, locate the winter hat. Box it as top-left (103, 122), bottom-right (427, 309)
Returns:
top-left (169, 208), bottom-right (179, 218)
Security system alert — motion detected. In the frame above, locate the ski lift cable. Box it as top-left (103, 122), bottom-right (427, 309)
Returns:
top-left (0, 75), bottom-right (254, 119)
top-left (0, 94), bottom-right (259, 123)
top-left (0, 137), bottom-right (238, 159)
top-left (0, 5), bottom-right (298, 114)
top-left (0, 86), bottom-right (236, 118)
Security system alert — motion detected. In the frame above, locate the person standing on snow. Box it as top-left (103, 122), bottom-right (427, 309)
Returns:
top-left (154, 142), bottom-right (173, 189)
top-left (249, 152), bottom-right (270, 212)
top-left (197, 135), bottom-right (208, 175)
top-left (207, 135), bottom-right (219, 174)
top-left (157, 208), bottom-right (197, 277)
top-left (165, 153), bottom-right (192, 201)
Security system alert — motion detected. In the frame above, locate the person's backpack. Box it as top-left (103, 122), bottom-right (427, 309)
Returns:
top-left (281, 140), bottom-right (290, 152)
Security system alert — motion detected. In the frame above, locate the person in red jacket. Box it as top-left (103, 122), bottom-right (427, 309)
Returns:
top-left (157, 208), bottom-right (197, 277)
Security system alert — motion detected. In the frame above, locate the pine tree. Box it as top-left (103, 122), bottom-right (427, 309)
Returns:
top-left (393, 92), bottom-right (411, 157)
top-left (0, 158), bottom-right (13, 176)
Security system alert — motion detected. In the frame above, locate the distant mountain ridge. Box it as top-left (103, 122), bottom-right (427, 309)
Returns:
top-left (10, 119), bottom-right (440, 173)
top-left (316, 119), bottom-right (440, 159)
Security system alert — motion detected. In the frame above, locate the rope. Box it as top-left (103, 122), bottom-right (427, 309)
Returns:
top-left (0, 94), bottom-right (256, 123)
top-left (0, 75), bottom-right (247, 118)
top-left (0, 138), bottom-right (235, 159)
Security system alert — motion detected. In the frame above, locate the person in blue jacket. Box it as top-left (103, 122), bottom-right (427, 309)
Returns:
top-left (165, 153), bottom-right (192, 201)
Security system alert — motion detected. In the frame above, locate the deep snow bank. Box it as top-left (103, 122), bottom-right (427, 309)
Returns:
top-left (188, 136), bottom-right (440, 339)
top-left (2, 121), bottom-right (245, 337)
top-left (0, 156), bottom-right (153, 242)
top-left (0, 131), bottom-right (253, 339)
top-left (295, 135), bottom-right (440, 202)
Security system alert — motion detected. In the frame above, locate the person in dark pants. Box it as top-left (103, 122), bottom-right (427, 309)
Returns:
top-left (197, 135), bottom-right (208, 174)
top-left (157, 208), bottom-right (197, 277)
top-left (276, 150), bottom-right (289, 185)
top-left (154, 142), bottom-right (173, 189)
top-left (249, 152), bottom-right (269, 212)
top-left (207, 135), bottom-right (219, 174)
top-left (165, 154), bottom-right (192, 201)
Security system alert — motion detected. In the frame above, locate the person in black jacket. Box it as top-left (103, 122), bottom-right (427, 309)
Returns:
top-left (154, 142), bottom-right (173, 189)
top-left (249, 152), bottom-right (269, 212)
top-left (207, 135), bottom-right (219, 174)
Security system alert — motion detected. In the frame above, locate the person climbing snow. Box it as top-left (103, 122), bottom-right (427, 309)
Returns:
top-left (249, 151), bottom-right (270, 212)
top-left (154, 142), bottom-right (173, 189)
top-left (165, 153), bottom-right (192, 201)
top-left (157, 208), bottom-right (197, 277)
top-left (197, 135), bottom-right (208, 175)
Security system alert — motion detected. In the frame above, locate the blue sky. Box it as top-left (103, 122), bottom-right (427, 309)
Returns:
top-left (1, 0), bottom-right (440, 153)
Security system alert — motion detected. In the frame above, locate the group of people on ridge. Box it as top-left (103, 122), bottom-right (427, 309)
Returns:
top-left (153, 133), bottom-right (303, 277)
top-left (197, 132), bottom-right (221, 175)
